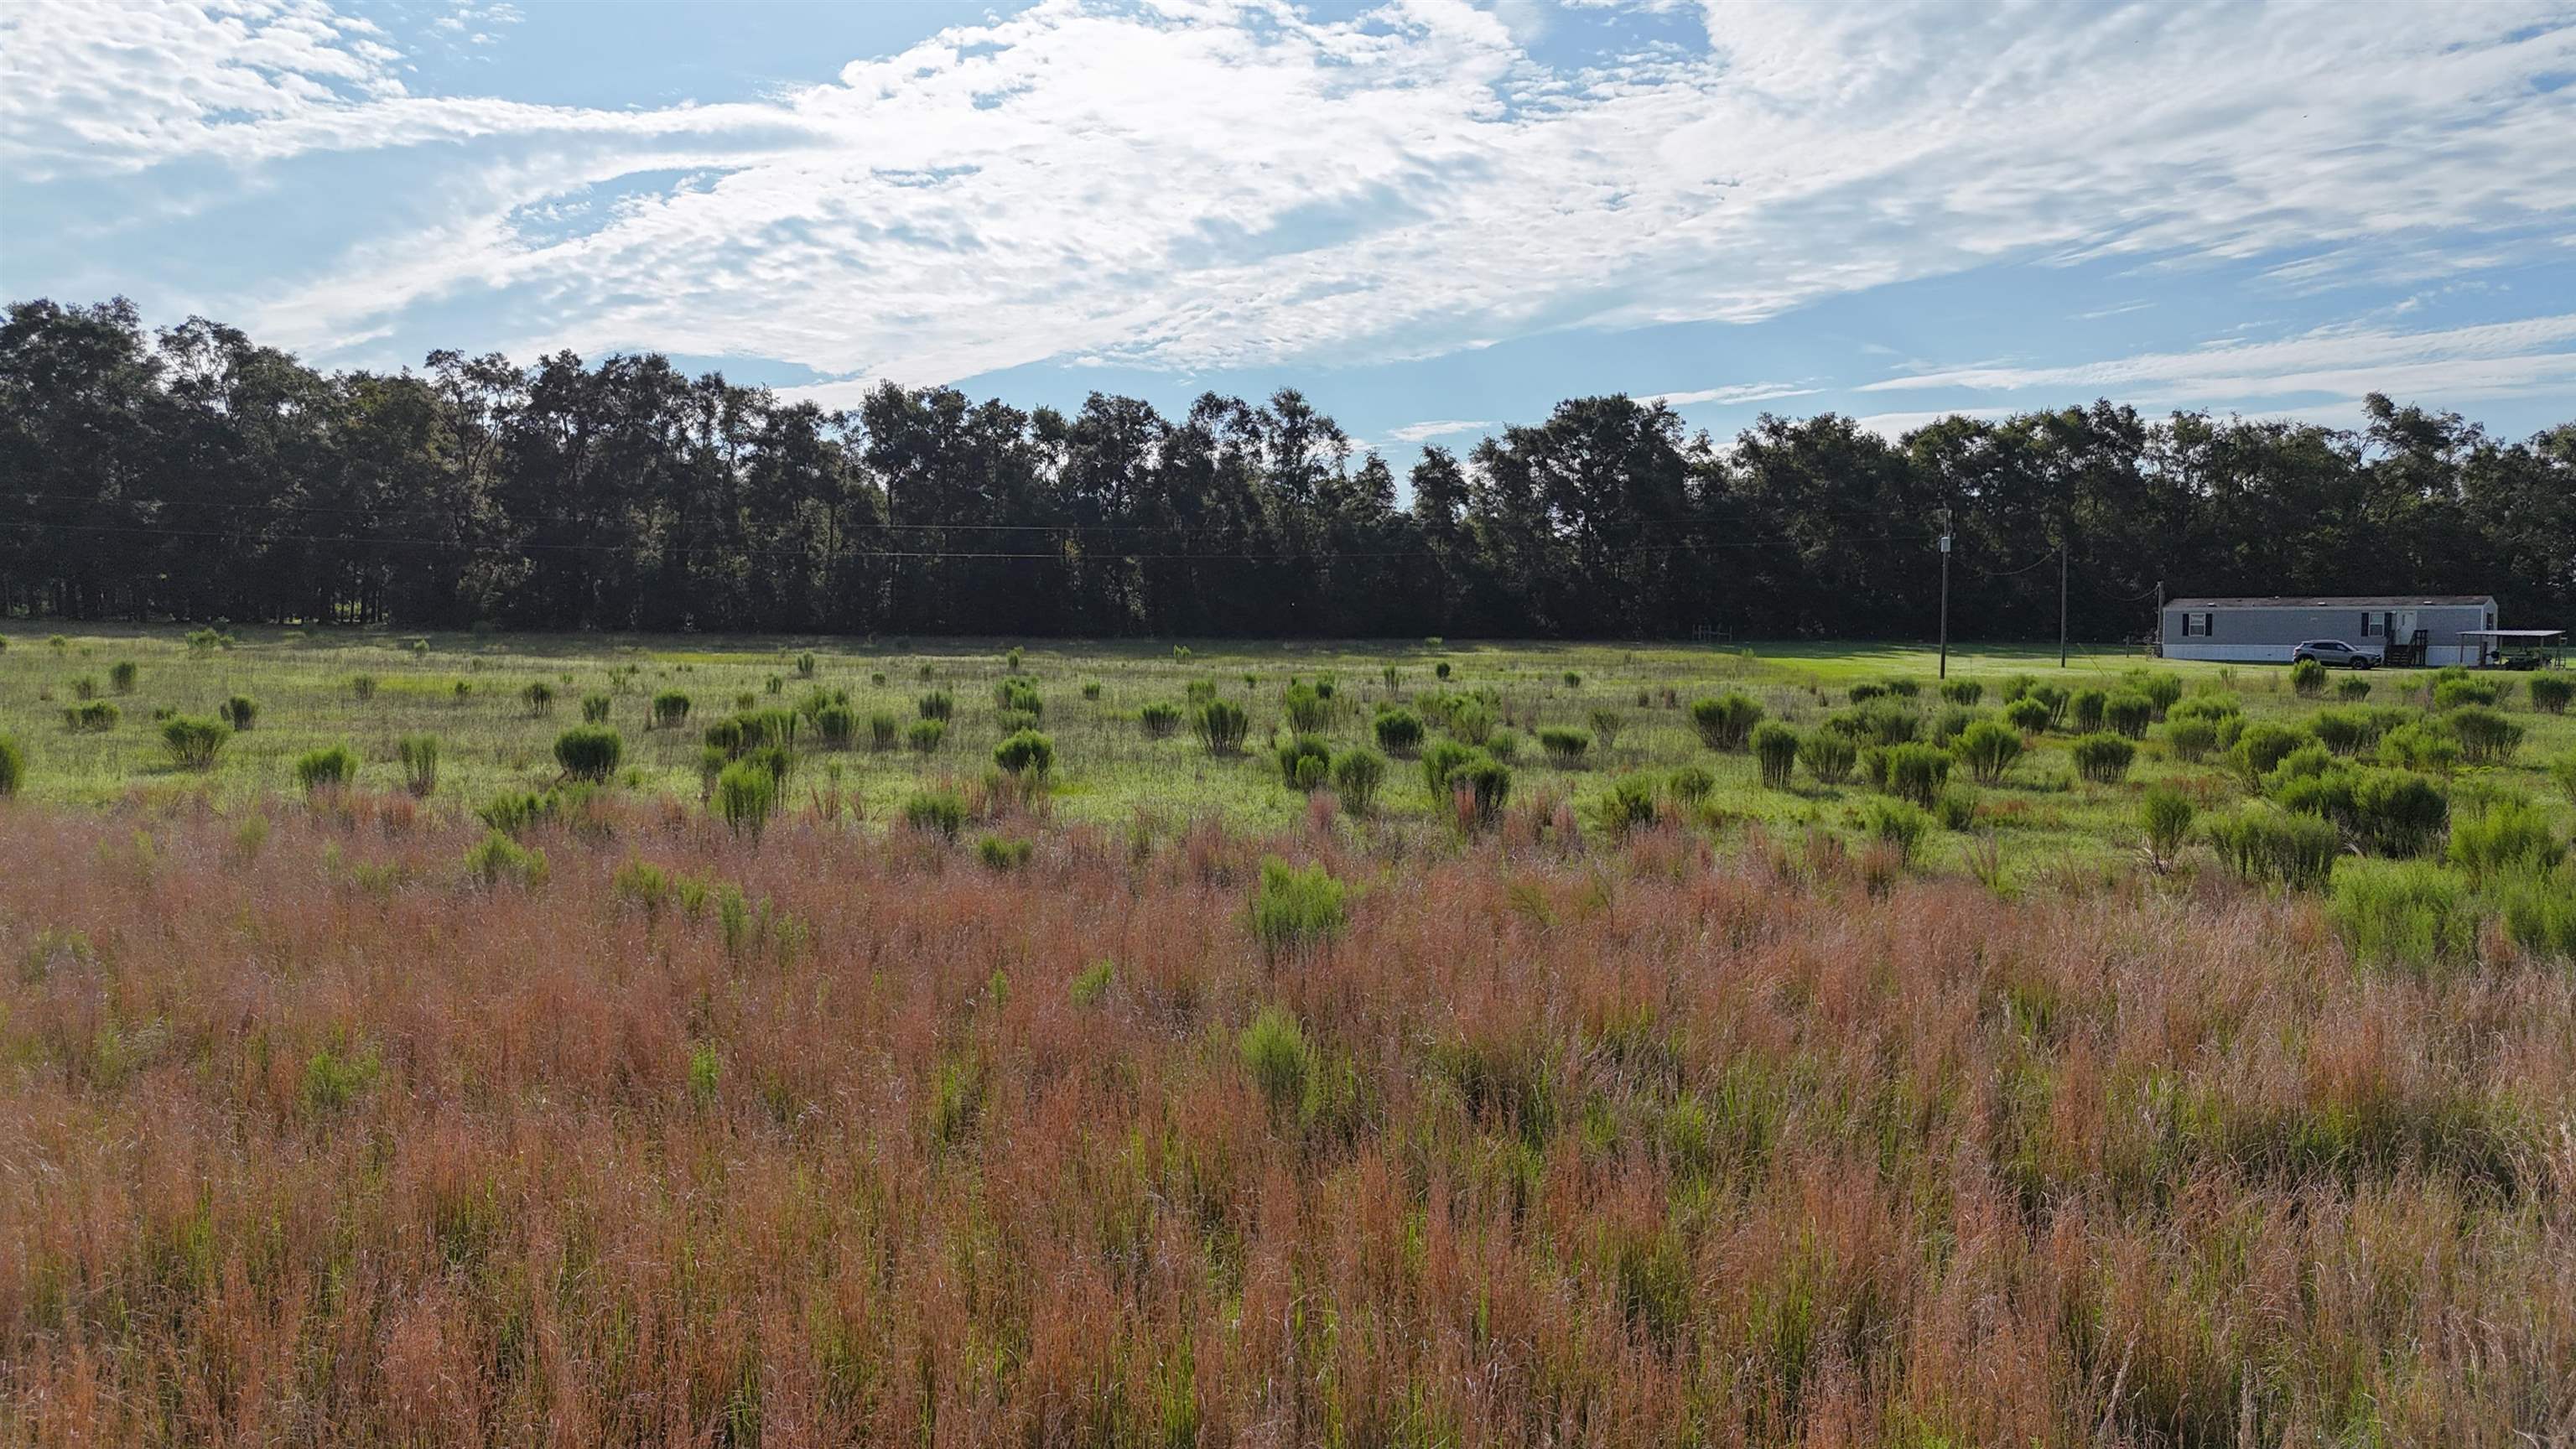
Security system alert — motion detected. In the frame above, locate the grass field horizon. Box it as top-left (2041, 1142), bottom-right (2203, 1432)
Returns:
top-left (4, 623), bottom-right (2574, 1444)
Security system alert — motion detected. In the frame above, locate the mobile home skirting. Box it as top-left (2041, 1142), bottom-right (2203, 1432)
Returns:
top-left (2161, 641), bottom-right (2486, 666)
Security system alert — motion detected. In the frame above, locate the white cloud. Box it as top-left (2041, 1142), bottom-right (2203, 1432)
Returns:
top-left (4, 0), bottom-right (2573, 392)
top-left (1384, 418), bottom-right (1494, 442)
top-left (1641, 382), bottom-right (1817, 408)
top-left (1849, 407), bottom-right (2013, 440)
top-left (1858, 314), bottom-right (2576, 407)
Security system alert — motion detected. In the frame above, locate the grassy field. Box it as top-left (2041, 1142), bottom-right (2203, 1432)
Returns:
top-left (5, 626), bottom-right (2568, 875)
top-left (3, 626), bottom-right (2575, 1444)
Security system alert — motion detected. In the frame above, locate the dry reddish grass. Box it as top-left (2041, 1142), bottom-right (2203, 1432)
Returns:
top-left (2, 797), bottom-right (2572, 1446)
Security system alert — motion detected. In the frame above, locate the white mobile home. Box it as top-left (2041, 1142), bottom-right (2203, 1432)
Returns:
top-left (2161, 595), bottom-right (2498, 667)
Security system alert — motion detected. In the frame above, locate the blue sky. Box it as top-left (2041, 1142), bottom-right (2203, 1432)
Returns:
top-left (5, 0), bottom-right (2573, 463)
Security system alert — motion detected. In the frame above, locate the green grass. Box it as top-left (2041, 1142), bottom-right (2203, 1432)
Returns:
top-left (3, 625), bottom-right (2570, 875)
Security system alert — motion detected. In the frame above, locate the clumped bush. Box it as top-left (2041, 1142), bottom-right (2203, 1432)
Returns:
top-left (2070, 688), bottom-right (2108, 733)
top-left (918, 689), bottom-right (954, 721)
top-left (397, 735), bottom-right (439, 797)
top-left (2431, 675), bottom-right (2498, 709)
top-left (218, 695), bottom-right (258, 730)
top-left (2141, 785), bottom-right (2194, 865)
top-left (294, 744), bottom-right (359, 793)
top-left (1136, 701), bottom-right (1182, 740)
top-left (2070, 732), bottom-right (2135, 785)
top-left (2309, 709), bottom-right (2374, 756)
top-left (902, 788), bottom-right (967, 840)
top-left (2495, 873), bottom-right (2576, 960)
top-left (2027, 683), bottom-right (2070, 730)
top-left (1938, 679), bottom-right (1983, 706)
top-left (1192, 699), bottom-right (1249, 756)
top-left (2002, 697), bottom-right (2052, 735)
top-left (2444, 706), bottom-right (2521, 766)
top-left (2330, 860), bottom-right (2475, 974)
top-left (2288, 657), bottom-right (2327, 698)
top-left (1932, 788), bottom-right (1978, 832)
top-left (1330, 748), bottom-right (1387, 813)
top-left (579, 693), bottom-right (611, 724)
top-left (1446, 700), bottom-right (1497, 745)
top-left (1689, 693), bottom-right (1763, 751)
top-left (714, 761), bottom-right (779, 838)
top-left (65, 700), bottom-right (119, 733)
top-left (2448, 801), bottom-right (2563, 880)
top-left (1537, 726), bottom-right (1591, 766)
top-left (868, 712), bottom-right (900, 750)
top-left (159, 714), bottom-right (231, 771)
top-left (1875, 742), bottom-right (1952, 808)
top-left (0, 735), bottom-right (23, 797)
top-left (1452, 754), bottom-right (1512, 825)
top-left (1270, 734), bottom-right (1330, 791)
top-left (1752, 721), bottom-right (1800, 789)
top-left (1250, 859), bottom-right (1347, 954)
top-left (906, 719), bottom-right (947, 754)
top-left (651, 690), bottom-right (692, 728)
top-left (108, 660), bottom-right (139, 693)
top-left (795, 651), bottom-right (818, 678)
top-left (2228, 721), bottom-right (2312, 788)
top-left (2334, 677), bottom-right (2372, 702)
top-left (992, 729), bottom-right (1056, 777)
top-left (1283, 683), bottom-right (1331, 732)
top-left (1954, 719), bottom-right (2024, 784)
top-left (464, 829), bottom-right (547, 889)
top-left (2377, 719), bottom-right (2461, 775)
top-left (2104, 693), bottom-right (2154, 740)
top-left (995, 678), bottom-right (1044, 719)
top-left (1665, 764), bottom-right (1715, 808)
top-left (2553, 750), bottom-right (2576, 807)
top-left (2205, 807), bottom-right (2338, 890)
top-left (1930, 705), bottom-right (1980, 746)
top-left (1595, 774), bottom-right (1659, 834)
top-left (1371, 706), bottom-right (1424, 754)
top-left (1827, 699), bottom-right (1919, 747)
top-left (2528, 673), bottom-right (2573, 714)
top-left (1848, 681), bottom-right (1888, 705)
top-left (2162, 717), bottom-right (2218, 763)
top-left (521, 681), bottom-right (554, 714)
top-left (1862, 798), bottom-right (1930, 862)
top-left (1238, 1005), bottom-right (1311, 1114)
top-left (813, 704), bottom-right (858, 750)
top-left (975, 834), bottom-right (1033, 871)
top-left (1587, 708), bottom-right (1623, 748)
top-left (1795, 730), bottom-right (1857, 786)
top-left (553, 725), bottom-right (624, 783)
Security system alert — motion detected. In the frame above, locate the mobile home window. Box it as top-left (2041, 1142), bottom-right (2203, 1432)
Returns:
top-left (2361, 613), bottom-right (2383, 637)
top-left (2181, 611), bottom-right (2212, 637)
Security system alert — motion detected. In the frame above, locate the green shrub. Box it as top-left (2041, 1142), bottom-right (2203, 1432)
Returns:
top-left (1250, 859), bottom-right (1347, 954)
top-left (2205, 807), bottom-right (2339, 889)
top-left (1193, 699), bottom-right (1249, 756)
top-left (1827, 699), bottom-right (1920, 747)
top-left (1454, 754), bottom-right (1512, 823)
top-left (2553, 751), bottom-right (2576, 806)
top-left (1368, 707), bottom-right (1423, 754)
top-left (1882, 677), bottom-right (1920, 699)
top-left (2162, 717), bottom-right (2218, 763)
top-left (478, 789), bottom-right (556, 836)
top-left (1848, 681), bottom-right (1887, 705)
top-left (1932, 788), bottom-right (1978, 832)
top-left (2309, 708), bottom-right (2373, 756)
top-left (1953, 719), bottom-right (2023, 784)
top-left (2495, 873), bottom-right (2576, 960)
top-left (1421, 739), bottom-right (1474, 797)
top-left (735, 708), bottom-right (799, 750)
top-left (1537, 726), bottom-right (1591, 766)
top-left (2141, 786), bottom-right (2194, 862)
top-left (65, 700), bottom-right (119, 733)
top-left (1275, 733), bottom-right (1332, 790)
top-left (2448, 801), bottom-right (2563, 880)
top-left (2104, 693), bottom-right (2154, 740)
top-left (714, 761), bottom-right (779, 838)
top-left (903, 788), bottom-right (967, 840)
top-left (651, 690), bottom-right (692, 728)
top-left (2529, 673), bottom-right (2573, 714)
top-left (2378, 719), bottom-right (2461, 774)
top-left (106, 660), bottom-right (138, 693)
top-left (2432, 675), bottom-right (2498, 709)
top-left (918, 689), bottom-right (954, 721)
top-left (1689, 693), bottom-right (1763, 751)
top-left (867, 712), bottom-right (900, 750)
top-left (1795, 730), bottom-right (1857, 786)
top-left (906, 719), bottom-right (947, 754)
top-left (1331, 748), bottom-right (1387, 813)
top-left (553, 725), bottom-right (624, 782)
top-left (521, 681), bottom-right (553, 714)
top-left (1283, 683), bottom-right (1331, 732)
top-left (1596, 774), bottom-right (1659, 833)
top-left (795, 651), bottom-right (818, 678)
top-left (579, 693), bottom-right (611, 724)
top-left (2334, 676), bottom-right (2372, 702)
top-left (158, 714), bottom-right (231, 771)
top-left (2070, 733), bottom-right (2134, 785)
top-left (2070, 688), bottom-right (2108, 733)
top-left (1003, 646), bottom-right (1025, 672)
top-left (1752, 721), bottom-right (1800, 788)
top-left (991, 729), bottom-right (1055, 777)
top-left (2344, 770), bottom-right (2449, 858)
top-left (995, 678), bottom-right (1043, 718)
top-left (1667, 764), bottom-right (1716, 806)
top-left (2130, 672), bottom-right (2184, 714)
top-left (464, 829), bottom-right (547, 888)
top-left (1877, 742), bottom-right (1952, 808)
top-left (1931, 704), bottom-right (1980, 746)
top-left (184, 627), bottom-right (232, 655)
top-left (0, 735), bottom-right (23, 797)
top-left (2027, 683), bottom-right (2069, 730)
top-left (2002, 697), bottom-right (2052, 735)
top-left (217, 694), bottom-right (257, 730)
top-left (2330, 860), bottom-right (2475, 973)
top-left (2289, 657), bottom-right (2327, 698)
top-left (294, 744), bottom-right (360, 793)
top-left (397, 735), bottom-right (439, 797)
top-left (1139, 701), bottom-right (1182, 739)
top-left (1238, 1005), bottom-right (1311, 1114)
top-left (2228, 721), bottom-right (2312, 788)
top-left (1068, 958), bottom-right (1116, 1007)
top-left (975, 834), bottom-right (1033, 870)
top-left (2444, 706), bottom-right (2521, 766)
top-left (1446, 699), bottom-right (1496, 745)
top-left (1938, 679), bottom-right (1983, 706)
top-left (1081, 679), bottom-right (1103, 701)
top-left (1435, 661), bottom-right (1452, 680)
top-left (1862, 798), bottom-right (1930, 861)
top-left (807, 704), bottom-right (853, 749)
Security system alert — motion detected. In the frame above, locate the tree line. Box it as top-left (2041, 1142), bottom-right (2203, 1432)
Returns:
top-left (4, 297), bottom-right (2567, 640)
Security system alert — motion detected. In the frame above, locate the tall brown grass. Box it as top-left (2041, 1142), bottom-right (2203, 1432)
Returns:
top-left (2, 798), bottom-right (2571, 1445)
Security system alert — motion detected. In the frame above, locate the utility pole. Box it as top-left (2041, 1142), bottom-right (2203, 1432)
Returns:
top-left (2154, 580), bottom-right (2164, 658)
top-left (1936, 509), bottom-right (1951, 680)
top-left (2058, 541), bottom-right (2069, 668)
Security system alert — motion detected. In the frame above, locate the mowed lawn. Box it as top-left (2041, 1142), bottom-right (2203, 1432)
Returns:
top-left (6, 626), bottom-right (2566, 875)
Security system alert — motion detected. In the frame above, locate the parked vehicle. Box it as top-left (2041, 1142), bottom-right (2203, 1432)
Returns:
top-left (2291, 639), bottom-right (2376, 669)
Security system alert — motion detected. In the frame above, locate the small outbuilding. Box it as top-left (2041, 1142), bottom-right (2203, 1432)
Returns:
top-left (2159, 595), bottom-right (2498, 667)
